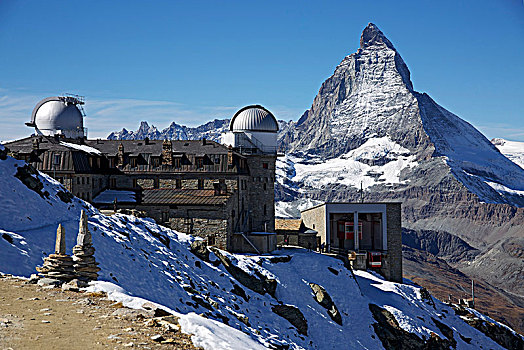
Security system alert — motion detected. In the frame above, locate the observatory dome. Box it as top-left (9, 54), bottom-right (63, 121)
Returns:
top-left (230, 105), bottom-right (278, 132)
top-left (29, 97), bottom-right (84, 138)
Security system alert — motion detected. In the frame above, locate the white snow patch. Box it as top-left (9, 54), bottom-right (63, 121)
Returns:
top-left (59, 141), bottom-right (102, 155)
top-left (492, 138), bottom-right (524, 169)
top-left (485, 181), bottom-right (524, 196)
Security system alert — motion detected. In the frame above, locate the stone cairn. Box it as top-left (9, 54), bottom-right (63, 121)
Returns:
top-left (36, 224), bottom-right (76, 281)
top-left (72, 210), bottom-right (100, 281)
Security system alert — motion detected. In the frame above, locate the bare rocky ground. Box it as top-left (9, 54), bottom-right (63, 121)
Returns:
top-left (0, 274), bottom-right (201, 350)
top-left (403, 246), bottom-right (524, 335)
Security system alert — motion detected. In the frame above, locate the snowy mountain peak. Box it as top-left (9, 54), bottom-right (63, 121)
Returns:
top-left (360, 22), bottom-right (395, 50)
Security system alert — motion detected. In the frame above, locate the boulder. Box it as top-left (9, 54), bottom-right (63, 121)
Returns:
top-left (309, 283), bottom-right (342, 325)
top-left (211, 247), bottom-right (276, 297)
top-left (37, 278), bottom-right (61, 287)
top-left (190, 240), bottom-right (209, 261)
top-left (271, 304), bottom-right (308, 336)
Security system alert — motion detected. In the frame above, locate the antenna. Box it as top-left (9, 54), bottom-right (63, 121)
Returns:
top-left (471, 279), bottom-right (475, 307)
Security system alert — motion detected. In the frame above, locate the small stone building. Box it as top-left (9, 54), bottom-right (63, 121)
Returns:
top-left (300, 202), bottom-right (402, 282)
top-left (275, 219), bottom-right (318, 250)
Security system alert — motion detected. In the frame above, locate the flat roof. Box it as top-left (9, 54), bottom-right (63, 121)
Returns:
top-left (300, 201), bottom-right (402, 213)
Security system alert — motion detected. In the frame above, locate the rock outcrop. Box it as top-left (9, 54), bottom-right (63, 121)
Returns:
top-left (369, 303), bottom-right (455, 350)
top-left (210, 248), bottom-right (277, 297)
top-left (271, 304), bottom-right (308, 336)
top-left (309, 283), bottom-right (342, 325)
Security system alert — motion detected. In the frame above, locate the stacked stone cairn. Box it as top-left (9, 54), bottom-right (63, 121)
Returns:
top-left (72, 210), bottom-right (100, 281)
top-left (36, 224), bottom-right (76, 281)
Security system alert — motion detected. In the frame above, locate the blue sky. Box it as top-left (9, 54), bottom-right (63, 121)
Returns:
top-left (0, 0), bottom-right (523, 141)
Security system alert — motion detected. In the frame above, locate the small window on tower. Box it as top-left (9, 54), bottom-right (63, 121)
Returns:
top-left (263, 162), bottom-right (268, 169)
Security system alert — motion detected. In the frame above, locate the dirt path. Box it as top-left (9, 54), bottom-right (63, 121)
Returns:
top-left (0, 275), bottom-right (200, 350)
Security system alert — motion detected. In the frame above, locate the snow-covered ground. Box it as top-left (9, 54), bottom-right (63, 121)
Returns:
top-left (0, 151), bottom-right (520, 349)
top-left (275, 136), bottom-right (417, 218)
top-left (280, 137), bottom-right (417, 192)
top-left (492, 138), bottom-right (524, 169)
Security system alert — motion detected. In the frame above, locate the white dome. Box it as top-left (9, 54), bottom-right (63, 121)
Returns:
top-left (230, 105), bottom-right (278, 132)
top-left (29, 97), bottom-right (84, 138)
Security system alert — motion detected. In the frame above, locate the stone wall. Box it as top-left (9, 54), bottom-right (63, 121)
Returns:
top-left (301, 205), bottom-right (326, 245)
top-left (245, 155), bottom-right (276, 233)
top-left (137, 178), bottom-right (154, 188)
top-left (276, 234), bottom-right (318, 250)
top-left (169, 217), bottom-right (228, 250)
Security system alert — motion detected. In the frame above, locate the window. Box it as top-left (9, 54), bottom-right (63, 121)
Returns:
top-left (262, 162), bottom-right (268, 169)
top-left (263, 183), bottom-right (267, 191)
top-left (263, 204), bottom-right (267, 216)
top-left (176, 179), bottom-right (182, 189)
top-left (196, 157), bottom-right (204, 169)
top-left (208, 234), bottom-right (216, 246)
top-left (110, 178), bottom-right (116, 188)
top-left (173, 158), bottom-right (181, 168)
top-left (54, 154), bottom-right (61, 167)
top-left (87, 177), bottom-right (90, 185)
top-left (152, 157), bottom-right (160, 167)
top-left (130, 157), bottom-right (137, 167)
top-left (198, 179), bottom-right (204, 189)
top-left (132, 179), bottom-right (137, 188)
top-left (77, 177), bottom-right (80, 185)
top-left (154, 177), bottom-right (159, 189)
top-left (82, 177), bottom-right (85, 185)
top-left (214, 156), bottom-right (220, 164)
top-left (161, 212), bottom-right (169, 222)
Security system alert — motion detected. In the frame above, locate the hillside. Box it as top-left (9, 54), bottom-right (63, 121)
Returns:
top-left (1, 147), bottom-right (522, 349)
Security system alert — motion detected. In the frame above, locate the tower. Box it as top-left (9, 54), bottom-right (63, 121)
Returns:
top-left (222, 105), bottom-right (278, 233)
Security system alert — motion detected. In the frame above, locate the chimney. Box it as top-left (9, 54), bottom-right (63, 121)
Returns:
top-left (118, 143), bottom-right (125, 166)
top-left (32, 137), bottom-right (39, 151)
top-left (227, 146), bottom-right (233, 166)
top-left (202, 138), bottom-right (206, 146)
top-left (162, 140), bottom-right (173, 166)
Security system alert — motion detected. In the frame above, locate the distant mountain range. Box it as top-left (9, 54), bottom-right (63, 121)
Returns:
top-left (106, 23), bottom-right (524, 331)
top-left (107, 119), bottom-right (230, 142)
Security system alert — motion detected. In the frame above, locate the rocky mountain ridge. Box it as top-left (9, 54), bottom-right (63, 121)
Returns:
top-left (107, 119), bottom-right (230, 142)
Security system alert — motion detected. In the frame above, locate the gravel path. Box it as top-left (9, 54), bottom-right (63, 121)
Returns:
top-left (0, 275), bottom-right (201, 349)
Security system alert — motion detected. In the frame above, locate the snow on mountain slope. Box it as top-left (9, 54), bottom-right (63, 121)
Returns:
top-left (415, 93), bottom-right (524, 206)
top-left (1, 150), bottom-right (520, 349)
top-left (492, 138), bottom-right (524, 169)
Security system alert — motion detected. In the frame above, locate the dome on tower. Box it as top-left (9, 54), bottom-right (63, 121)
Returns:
top-left (27, 96), bottom-right (85, 138)
top-left (229, 105), bottom-right (278, 132)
